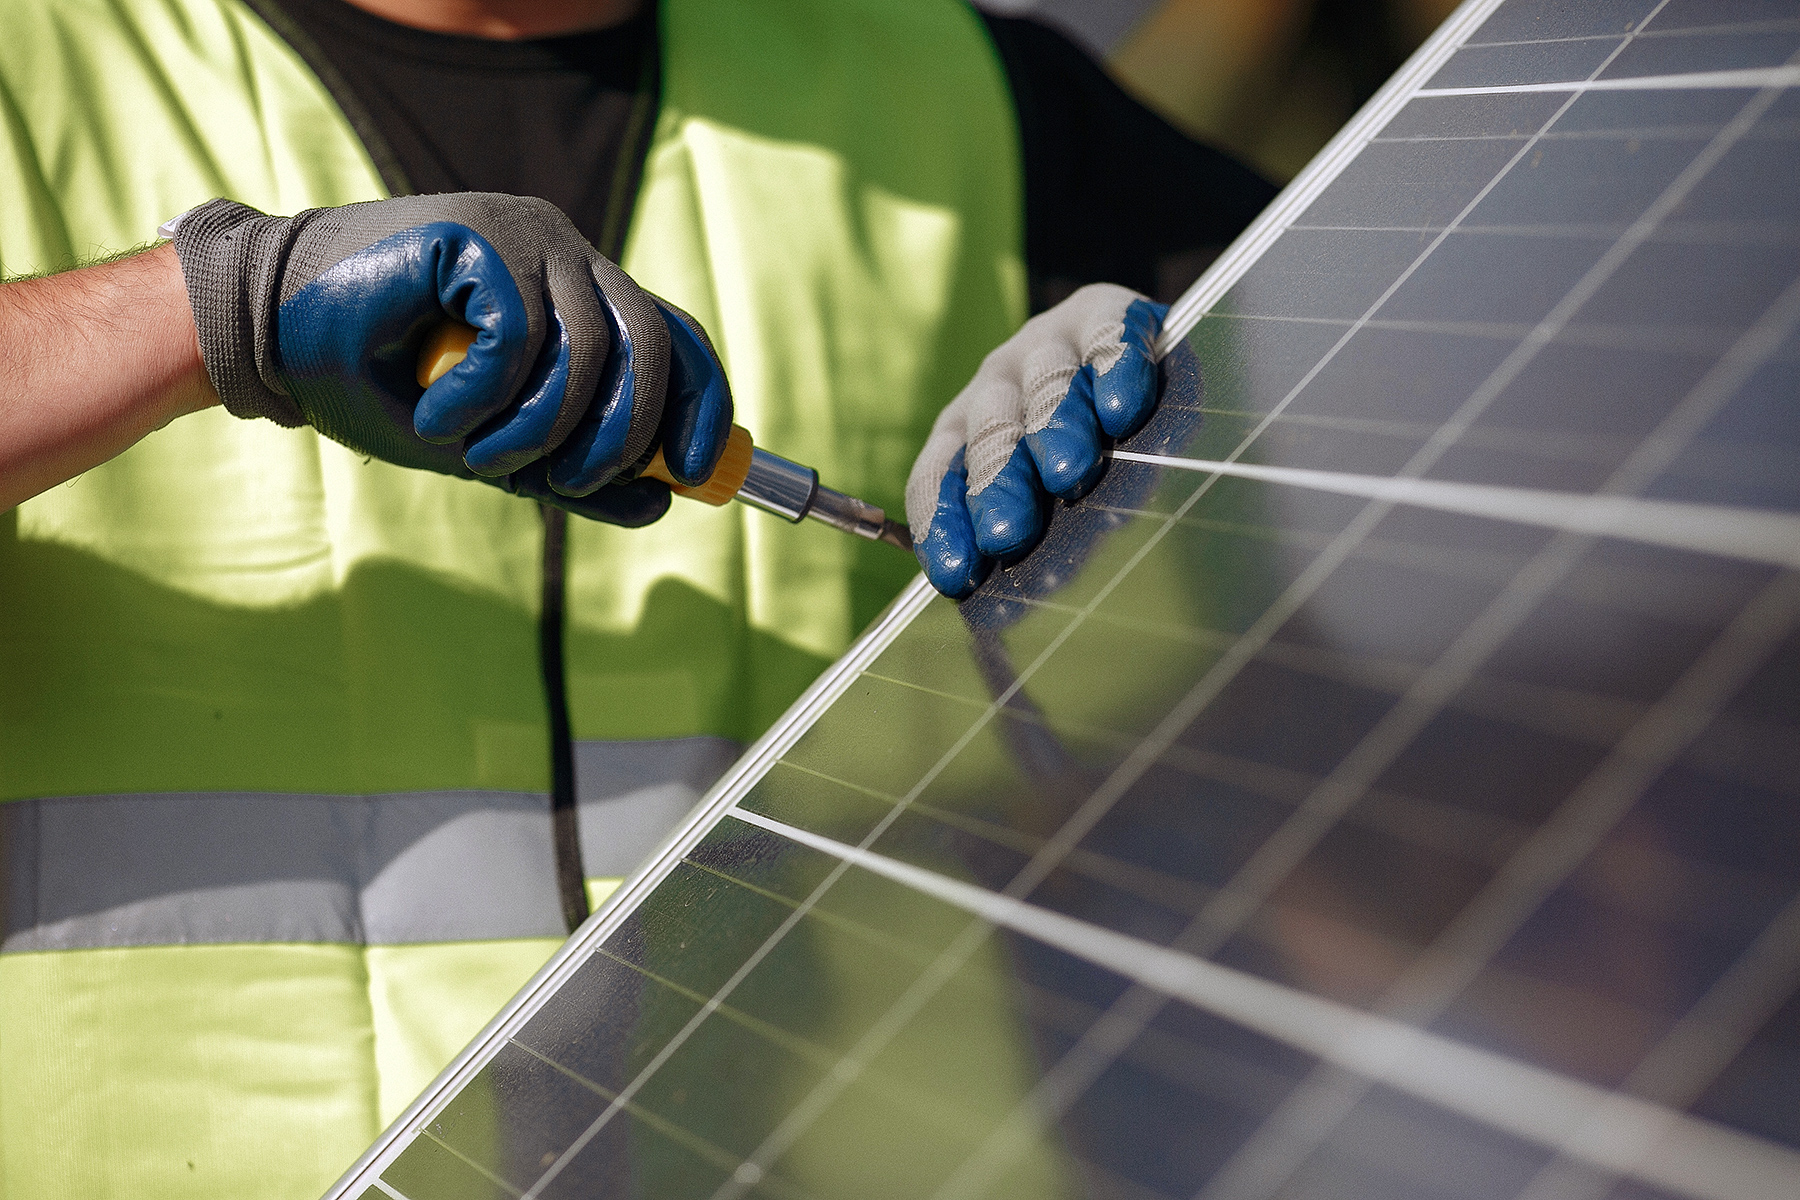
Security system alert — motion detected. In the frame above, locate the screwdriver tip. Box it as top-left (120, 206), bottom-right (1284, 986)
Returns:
top-left (878, 519), bottom-right (913, 553)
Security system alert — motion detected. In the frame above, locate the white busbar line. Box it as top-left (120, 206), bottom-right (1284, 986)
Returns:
top-left (1417, 66), bottom-right (1800, 97)
top-left (727, 807), bottom-right (1800, 1200)
top-left (1108, 450), bottom-right (1800, 571)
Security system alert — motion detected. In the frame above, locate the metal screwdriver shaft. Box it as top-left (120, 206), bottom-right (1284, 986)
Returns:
top-left (731, 442), bottom-right (914, 551)
top-left (417, 322), bottom-right (912, 551)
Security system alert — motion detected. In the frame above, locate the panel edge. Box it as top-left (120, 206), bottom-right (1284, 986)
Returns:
top-left (1153, 0), bottom-right (1508, 356)
top-left (320, 575), bottom-right (940, 1199)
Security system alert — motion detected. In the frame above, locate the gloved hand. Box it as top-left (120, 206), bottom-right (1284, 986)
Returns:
top-left (905, 284), bottom-right (1167, 598)
top-left (171, 194), bottom-right (731, 526)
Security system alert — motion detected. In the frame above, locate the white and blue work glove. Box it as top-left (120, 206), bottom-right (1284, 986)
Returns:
top-left (906, 284), bottom-right (1167, 598)
top-left (172, 194), bottom-right (730, 525)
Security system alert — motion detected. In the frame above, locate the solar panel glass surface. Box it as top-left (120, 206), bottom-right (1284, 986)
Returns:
top-left (329, 0), bottom-right (1800, 1196)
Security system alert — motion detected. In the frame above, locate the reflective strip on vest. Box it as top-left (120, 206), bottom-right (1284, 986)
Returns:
top-left (0, 736), bottom-right (737, 952)
top-left (0, 1), bottom-right (1021, 1191)
top-left (573, 735), bottom-right (740, 876)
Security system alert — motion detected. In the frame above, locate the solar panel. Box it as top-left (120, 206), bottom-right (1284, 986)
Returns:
top-left (325, 1), bottom-right (1800, 1196)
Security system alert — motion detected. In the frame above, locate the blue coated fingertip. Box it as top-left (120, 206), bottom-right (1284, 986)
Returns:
top-left (1025, 365), bottom-right (1105, 499)
top-left (547, 291), bottom-right (637, 496)
top-left (461, 311), bottom-right (572, 476)
top-left (918, 450), bottom-right (990, 599)
top-left (969, 442), bottom-right (1046, 560)
top-left (499, 461), bottom-right (673, 527)
top-left (416, 224), bottom-right (532, 442)
top-left (654, 300), bottom-right (733, 486)
top-left (279, 224), bottom-right (526, 458)
top-left (1092, 298), bottom-right (1168, 438)
top-left (554, 477), bottom-right (673, 528)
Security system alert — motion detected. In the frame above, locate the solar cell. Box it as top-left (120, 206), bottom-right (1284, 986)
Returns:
top-left (325, 0), bottom-right (1800, 1196)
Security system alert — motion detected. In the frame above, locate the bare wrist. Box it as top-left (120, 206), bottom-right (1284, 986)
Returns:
top-left (133, 241), bottom-right (220, 428)
top-left (0, 242), bottom-right (220, 510)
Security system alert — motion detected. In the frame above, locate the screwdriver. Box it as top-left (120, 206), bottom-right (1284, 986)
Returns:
top-left (418, 322), bottom-right (912, 551)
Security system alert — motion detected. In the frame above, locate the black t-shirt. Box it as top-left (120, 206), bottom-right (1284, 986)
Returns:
top-left (262, 0), bottom-right (1277, 305)
top-left (262, 0), bottom-right (659, 258)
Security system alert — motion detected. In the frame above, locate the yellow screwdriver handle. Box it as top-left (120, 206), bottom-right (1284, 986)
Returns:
top-left (416, 320), bottom-right (753, 506)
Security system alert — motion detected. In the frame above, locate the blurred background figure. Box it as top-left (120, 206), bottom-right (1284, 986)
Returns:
top-left (984, 0), bottom-right (1461, 181)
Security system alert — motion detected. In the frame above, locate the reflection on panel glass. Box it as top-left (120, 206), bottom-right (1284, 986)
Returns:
top-left (338, 1), bottom-right (1800, 1197)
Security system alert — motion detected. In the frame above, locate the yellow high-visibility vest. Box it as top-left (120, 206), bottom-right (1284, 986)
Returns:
top-left (0, 0), bottom-right (1027, 1193)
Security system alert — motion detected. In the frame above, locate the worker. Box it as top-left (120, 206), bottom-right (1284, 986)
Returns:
top-left (0, 0), bottom-right (1274, 1194)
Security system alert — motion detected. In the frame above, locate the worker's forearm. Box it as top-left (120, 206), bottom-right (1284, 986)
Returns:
top-left (0, 242), bottom-right (218, 512)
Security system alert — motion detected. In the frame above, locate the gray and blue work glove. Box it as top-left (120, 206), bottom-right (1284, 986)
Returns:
top-left (172, 194), bottom-right (731, 525)
top-left (906, 284), bottom-right (1167, 597)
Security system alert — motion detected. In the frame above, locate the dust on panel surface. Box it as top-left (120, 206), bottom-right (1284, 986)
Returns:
top-left (358, 1), bottom-right (1800, 1197)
